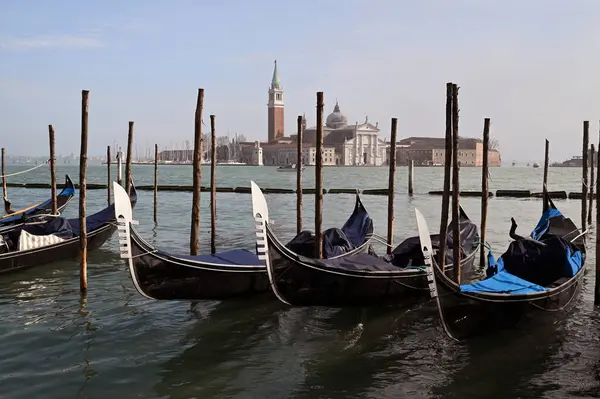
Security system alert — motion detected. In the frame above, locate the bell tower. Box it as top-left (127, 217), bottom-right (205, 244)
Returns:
top-left (268, 60), bottom-right (284, 143)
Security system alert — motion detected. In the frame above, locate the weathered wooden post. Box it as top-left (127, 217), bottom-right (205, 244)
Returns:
top-left (387, 118), bottom-right (398, 254)
top-left (479, 118), bottom-right (490, 268)
top-left (117, 148), bottom-right (123, 186)
top-left (439, 82), bottom-right (453, 273)
top-left (451, 83), bottom-right (462, 283)
top-left (296, 115), bottom-right (303, 234)
top-left (596, 133), bottom-right (600, 305)
top-left (153, 144), bottom-right (158, 224)
top-left (210, 114), bottom-right (217, 255)
top-left (589, 144), bottom-right (595, 225)
top-left (190, 88), bottom-right (204, 256)
top-left (107, 146), bottom-right (111, 205)
top-left (1, 148), bottom-right (6, 201)
top-left (543, 139), bottom-right (549, 211)
top-left (315, 91), bottom-right (324, 259)
top-left (408, 159), bottom-right (414, 196)
top-left (48, 125), bottom-right (57, 215)
top-left (582, 121), bottom-right (589, 231)
top-left (79, 90), bottom-right (89, 294)
top-left (125, 121), bottom-right (134, 195)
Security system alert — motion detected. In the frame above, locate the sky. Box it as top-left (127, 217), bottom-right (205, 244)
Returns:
top-left (1, 0), bottom-right (600, 163)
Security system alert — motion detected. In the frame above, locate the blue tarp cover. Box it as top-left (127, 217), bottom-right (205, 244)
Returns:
top-left (461, 270), bottom-right (548, 294)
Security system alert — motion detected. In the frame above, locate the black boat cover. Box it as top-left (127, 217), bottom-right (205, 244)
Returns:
top-left (386, 207), bottom-right (477, 268)
top-left (285, 195), bottom-right (373, 258)
top-left (283, 209), bottom-right (479, 274)
top-left (499, 236), bottom-right (581, 287)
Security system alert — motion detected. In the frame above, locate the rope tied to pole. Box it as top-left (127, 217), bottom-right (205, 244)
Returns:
top-left (0, 160), bottom-right (50, 178)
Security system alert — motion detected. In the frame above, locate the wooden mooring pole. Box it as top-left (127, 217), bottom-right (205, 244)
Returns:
top-left (479, 118), bottom-right (490, 268)
top-left (190, 88), bottom-right (204, 256)
top-left (210, 114), bottom-right (217, 255)
top-left (125, 121), bottom-right (134, 195)
top-left (387, 118), bottom-right (398, 254)
top-left (79, 90), bottom-right (89, 294)
top-left (117, 148), bottom-right (123, 186)
top-left (439, 82), bottom-right (453, 273)
top-left (1, 148), bottom-right (6, 201)
top-left (543, 139), bottom-right (549, 211)
top-left (408, 159), bottom-right (414, 196)
top-left (582, 121), bottom-right (589, 231)
top-left (595, 130), bottom-right (600, 305)
top-left (153, 144), bottom-right (158, 224)
top-left (451, 83), bottom-right (462, 284)
top-left (107, 146), bottom-right (111, 205)
top-left (48, 125), bottom-right (57, 215)
top-left (315, 91), bottom-right (324, 259)
top-left (296, 115), bottom-right (303, 234)
top-left (588, 143), bottom-right (595, 225)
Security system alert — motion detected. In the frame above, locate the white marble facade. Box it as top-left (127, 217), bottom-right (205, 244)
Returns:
top-left (341, 123), bottom-right (387, 166)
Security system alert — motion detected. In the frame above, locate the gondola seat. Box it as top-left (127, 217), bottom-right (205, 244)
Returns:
top-left (18, 230), bottom-right (65, 251)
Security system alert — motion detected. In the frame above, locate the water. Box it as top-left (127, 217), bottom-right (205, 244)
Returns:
top-left (0, 164), bottom-right (599, 398)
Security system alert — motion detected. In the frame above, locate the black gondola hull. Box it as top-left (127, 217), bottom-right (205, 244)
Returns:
top-left (129, 227), bottom-right (269, 300)
top-left (432, 263), bottom-right (584, 340)
top-left (126, 228), bottom-right (375, 301)
top-left (0, 181), bottom-right (137, 275)
top-left (266, 227), bottom-right (480, 307)
top-left (123, 188), bottom-right (375, 301)
top-left (0, 225), bottom-right (116, 274)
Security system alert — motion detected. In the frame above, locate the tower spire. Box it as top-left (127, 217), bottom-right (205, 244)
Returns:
top-left (271, 60), bottom-right (281, 89)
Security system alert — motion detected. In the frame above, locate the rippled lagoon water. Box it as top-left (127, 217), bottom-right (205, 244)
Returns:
top-left (0, 164), bottom-right (599, 398)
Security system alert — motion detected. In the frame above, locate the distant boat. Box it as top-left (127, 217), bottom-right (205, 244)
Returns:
top-left (277, 163), bottom-right (304, 172)
top-left (532, 162), bottom-right (540, 168)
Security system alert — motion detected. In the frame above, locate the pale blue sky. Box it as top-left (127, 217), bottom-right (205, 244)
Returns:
top-left (1, 0), bottom-right (599, 163)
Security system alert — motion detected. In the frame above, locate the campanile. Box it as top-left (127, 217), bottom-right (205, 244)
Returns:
top-left (267, 60), bottom-right (284, 143)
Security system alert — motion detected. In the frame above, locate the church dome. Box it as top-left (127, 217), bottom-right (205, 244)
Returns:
top-left (325, 101), bottom-right (348, 129)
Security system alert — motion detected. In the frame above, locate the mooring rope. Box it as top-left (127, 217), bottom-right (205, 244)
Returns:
top-left (0, 160), bottom-right (49, 178)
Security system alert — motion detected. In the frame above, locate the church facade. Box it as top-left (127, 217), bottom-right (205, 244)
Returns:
top-left (302, 102), bottom-right (387, 166)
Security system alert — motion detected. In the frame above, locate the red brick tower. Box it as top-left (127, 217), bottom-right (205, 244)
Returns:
top-left (268, 60), bottom-right (284, 143)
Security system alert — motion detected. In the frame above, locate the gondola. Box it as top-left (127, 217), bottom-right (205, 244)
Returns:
top-left (1, 174), bottom-right (76, 227)
top-left (0, 180), bottom-right (137, 274)
top-left (251, 180), bottom-right (481, 307)
top-left (416, 190), bottom-right (587, 340)
top-left (114, 182), bottom-right (375, 301)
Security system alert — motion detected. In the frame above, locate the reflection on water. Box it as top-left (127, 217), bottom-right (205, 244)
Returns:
top-left (0, 166), bottom-right (598, 398)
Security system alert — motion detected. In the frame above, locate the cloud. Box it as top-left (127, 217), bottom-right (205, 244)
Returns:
top-left (0, 34), bottom-right (104, 51)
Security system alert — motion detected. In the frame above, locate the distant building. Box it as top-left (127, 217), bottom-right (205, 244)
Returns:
top-left (386, 137), bottom-right (501, 167)
top-left (265, 143), bottom-right (336, 166)
top-left (158, 149), bottom-right (193, 162)
top-left (239, 141), bottom-right (263, 166)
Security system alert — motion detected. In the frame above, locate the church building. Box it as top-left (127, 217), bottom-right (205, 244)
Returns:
top-left (302, 101), bottom-right (388, 166)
